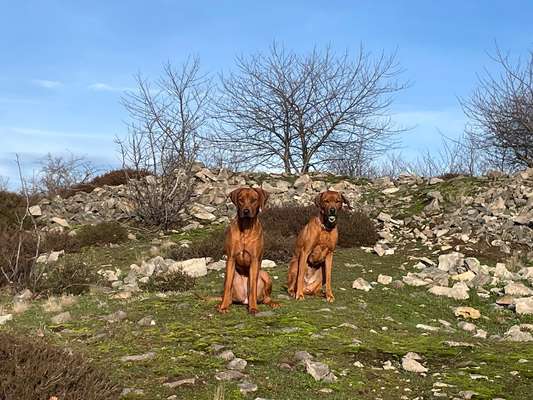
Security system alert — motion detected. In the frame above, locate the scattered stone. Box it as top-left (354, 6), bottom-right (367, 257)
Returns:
top-left (227, 357), bottom-right (247, 371)
top-left (515, 297), bottom-right (533, 315)
top-left (217, 350), bottom-right (236, 361)
top-left (294, 351), bottom-right (313, 363)
top-left (454, 307), bottom-right (481, 320)
top-left (352, 278), bottom-right (372, 291)
top-left (438, 252), bottom-right (464, 272)
top-left (353, 361), bottom-right (364, 368)
top-left (120, 352), bottom-right (156, 362)
top-left (103, 310), bottom-right (127, 323)
top-left (401, 353), bottom-right (428, 373)
top-left (261, 259), bottom-right (276, 269)
top-left (137, 316), bottom-right (156, 326)
top-left (51, 217), bottom-right (70, 227)
top-left (29, 205), bottom-right (42, 216)
top-left (428, 282), bottom-right (469, 300)
top-left (504, 325), bottom-right (533, 342)
top-left (168, 257), bottom-right (208, 278)
top-left (305, 360), bottom-right (336, 382)
top-left (403, 273), bottom-right (429, 287)
top-left (459, 390), bottom-right (479, 399)
top-left (416, 324), bottom-right (440, 332)
top-left (382, 360), bottom-right (396, 370)
top-left (238, 382), bottom-right (258, 394)
top-left (458, 321), bottom-right (477, 332)
top-left (51, 311), bottom-right (71, 324)
top-left (504, 282), bottom-right (533, 297)
top-left (163, 378), bottom-right (195, 388)
top-left (121, 388), bottom-right (144, 397)
top-left (0, 314), bottom-right (13, 325)
top-left (377, 274), bottom-right (393, 285)
top-left (444, 341), bottom-right (475, 348)
top-left (215, 370), bottom-right (245, 381)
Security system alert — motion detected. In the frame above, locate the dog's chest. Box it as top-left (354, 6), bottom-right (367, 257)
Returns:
top-left (308, 232), bottom-right (336, 264)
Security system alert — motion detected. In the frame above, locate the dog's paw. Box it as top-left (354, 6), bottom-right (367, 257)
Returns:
top-left (217, 304), bottom-right (229, 314)
top-left (248, 307), bottom-right (259, 315)
top-left (295, 293), bottom-right (305, 301)
top-left (326, 294), bottom-right (335, 303)
top-left (269, 302), bottom-right (281, 309)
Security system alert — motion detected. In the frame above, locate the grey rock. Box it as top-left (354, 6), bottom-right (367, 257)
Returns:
top-left (120, 352), bottom-right (156, 362)
top-left (51, 311), bottom-right (72, 324)
top-left (215, 370), bottom-right (246, 381)
top-left (227, 357), bottom-right (247, 371)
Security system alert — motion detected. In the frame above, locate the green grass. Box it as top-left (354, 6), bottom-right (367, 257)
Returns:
top-left (1, 239), bottom-right (532, 399)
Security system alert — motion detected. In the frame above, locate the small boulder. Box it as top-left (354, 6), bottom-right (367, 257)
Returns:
top-left (51, 311), bottom-right (71, 324)
top-left (377, 274), bottom-right (393, 285)
top-left (352, 278), bottom-right (372, 291)
top-left (454, 307), bottom-right (481, 320)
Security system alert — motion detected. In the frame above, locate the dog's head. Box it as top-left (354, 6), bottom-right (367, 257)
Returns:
top-left (229, 187), bottom-right (269, 219)
top-left (314, 190), bottom-right (351, 228)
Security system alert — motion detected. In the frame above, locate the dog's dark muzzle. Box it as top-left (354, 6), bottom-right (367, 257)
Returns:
top-left (326, 208), bottom-right (337, 224)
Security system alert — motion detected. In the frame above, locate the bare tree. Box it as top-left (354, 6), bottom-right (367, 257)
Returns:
top-left (116, 58), bottom-right (210, 229)
top-left (38, 152), bottom-right (95, 196)
top-left (210, 44), bottom-right (407, 174)
top-left (461, 46), bottom-right (533, 171)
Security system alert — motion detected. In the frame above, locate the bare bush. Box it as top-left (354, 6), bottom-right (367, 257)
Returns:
top-left (38, 152), bottom-right (95, 196)
top-left (210, 43), bottom-right (406, 174)
top-left (408, 132), bottom-right (486, 177)
top-left (0, 332), bottom-right (120, 399)
top-left (0, 175), bottom-right (8, 191)
top-left (461, 46), bottom-right (533, 171)
top-left (117, 58), bottom-right (210, 229)
top-left (0, 156), bottom-right (43, 290)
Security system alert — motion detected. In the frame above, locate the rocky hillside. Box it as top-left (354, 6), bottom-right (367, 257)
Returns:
top-left (1, 167), bottom-right (532, 399)
top-left (33, 165), bottom-right (533, 251)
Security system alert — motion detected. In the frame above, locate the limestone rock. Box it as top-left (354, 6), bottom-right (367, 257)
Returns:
top-left (352, 278), bottom-right (372, 291)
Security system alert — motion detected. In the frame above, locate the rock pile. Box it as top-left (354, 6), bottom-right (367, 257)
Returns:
top-left (34, 166), bottom-right (532, 256)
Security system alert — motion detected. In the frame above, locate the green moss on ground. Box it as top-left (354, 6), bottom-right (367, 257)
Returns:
top-left (1, 235), bottom-right (532, 399)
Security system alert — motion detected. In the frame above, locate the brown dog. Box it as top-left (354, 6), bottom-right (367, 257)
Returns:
top-left (217, 187), bottom-right (278, 314)
top-left (287, 190), bottom-right (350, 302)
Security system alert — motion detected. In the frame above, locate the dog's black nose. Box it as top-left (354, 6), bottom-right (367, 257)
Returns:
top-left (243, 208), bottom-right (250, 216)
top-left (329, 208), bottom-right (336, 215)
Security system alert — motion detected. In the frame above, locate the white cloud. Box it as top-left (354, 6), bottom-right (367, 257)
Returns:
top-left (32, 79), bottom-right (62, 89)
top-left (88, 82), bottom-right (131, 92)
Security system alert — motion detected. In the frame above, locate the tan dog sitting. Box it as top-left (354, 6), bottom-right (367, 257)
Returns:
top-left (217, 187), bottom-right (279, 314)
top-left (287, 190), bottom-right (350, 302)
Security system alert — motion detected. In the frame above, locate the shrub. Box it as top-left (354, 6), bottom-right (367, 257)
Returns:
top-left (36, 260), bottom-right (101, 296)
top-left (169, 229), bottom-right (226, 262)
top-left (42, 222), bottom-right (128, 254)
top-left (336, 209), bottom-right (379, 248)
top-left (73, 222), bottom-right (128, 248)
top-left (0, 227), bottom-right (40, 289)
top-left (0, 332), bottom-right (120, 400)
top-left (0, 190), bottom-right (26, 230)
top-left (139, 271), bottom-right (196, 292)
top-left (63, 168), bottom-right (150, 198)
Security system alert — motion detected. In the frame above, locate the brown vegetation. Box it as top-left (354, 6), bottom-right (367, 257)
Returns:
top-left (0, 332), bottom-right (120, 400)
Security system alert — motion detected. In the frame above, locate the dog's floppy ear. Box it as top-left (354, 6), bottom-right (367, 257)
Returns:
top-left (341, 193), bottom-right (352, 210)
top-left (314, 192), bottom-right (324, 208)
top-left (254, 187), bottom-right (269, 211)
top-left (229, 188), bottom-right (242, 206)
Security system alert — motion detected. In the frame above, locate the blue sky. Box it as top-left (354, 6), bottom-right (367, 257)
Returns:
top-left (1, 0), bottom-right (532, 186)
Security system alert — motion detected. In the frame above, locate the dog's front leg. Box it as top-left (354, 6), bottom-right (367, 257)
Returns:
top-left (218, 257), bottom-right (235, 313)
top-left (248, 258), bottom-right (260, 314)
top-left (324, 252), bottom-right (335, 303)
top-left (295, 251), bottom-right (309, 300)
